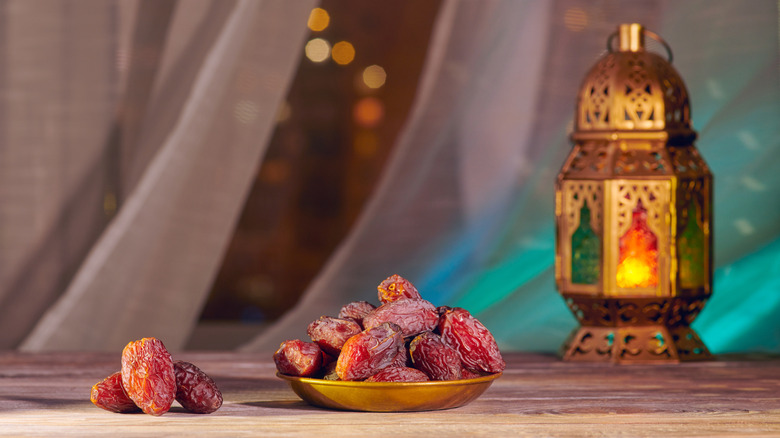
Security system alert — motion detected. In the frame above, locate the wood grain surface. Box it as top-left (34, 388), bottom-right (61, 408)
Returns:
top-left (1, 351), bottom-right (778, 437)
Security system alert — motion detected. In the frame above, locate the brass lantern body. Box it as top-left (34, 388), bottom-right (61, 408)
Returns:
top-left (555, 24), bottom-right (713, 363)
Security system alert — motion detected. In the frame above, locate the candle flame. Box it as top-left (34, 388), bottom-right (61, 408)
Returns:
top-left (616, 253), bottom-right (657, 288)
top-left (616, 202), bottom-right (658, 288)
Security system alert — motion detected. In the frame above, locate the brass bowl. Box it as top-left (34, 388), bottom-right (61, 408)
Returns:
top-left (276, 372), bottom-right (501, 412)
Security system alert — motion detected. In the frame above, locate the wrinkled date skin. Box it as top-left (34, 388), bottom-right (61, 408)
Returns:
top-left (307, 316), bottom-right (362, 356)
top-left (377, 274), bottom-right (422, 304)
top-left (121, 337), bottom-right (177, 416)
top-left (338, 301), bottom-right (376, 327)
top-left (363, 298), bottom-right (438, 338)
top-left (438, 308), bottom-right (505, 374)
top-left (410, 332), bottom-right (462, 380)
top-left (366, 366), bottom-right (429, 382)
top-left (90, 371), bottom-right (141, 413)
top-left (336, 322), bottom-right (405, 381)
top-left (461, 367), bottom-right (482, 379)
top-left (273, 340), bottom-right (324, 377)
top-left (173, 361), bottom-right (223, 414)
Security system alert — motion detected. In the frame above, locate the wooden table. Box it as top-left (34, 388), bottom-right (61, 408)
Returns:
top-left (1, 351), bottom-right (779, 437)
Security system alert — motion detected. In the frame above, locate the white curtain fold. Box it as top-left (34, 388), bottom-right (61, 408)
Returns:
top-left (0, 0), bottom-right (315, 351)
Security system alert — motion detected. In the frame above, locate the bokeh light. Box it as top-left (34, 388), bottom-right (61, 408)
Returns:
top-left (332, 41), bottom-right (356, 65)
top-left (103, 192), bottom-right (117, 216)
top-left (307, 8), bottom-right (330, 32)
top-left (305, 38), bottom-right (331, 63)
top-left (362, 65), bottom-right (387, 89)
top-left (563, 7), bottom-right (588, 32)
top-left (353, 130), bottom-right (378, 157)
top-left (353, 97), bottom-right (384, 128)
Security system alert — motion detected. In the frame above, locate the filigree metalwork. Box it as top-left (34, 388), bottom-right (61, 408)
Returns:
top-left (576, 38), bottom-right (691, 134)
top-left (668, 145), bottom-right (709, 175)
top-left (556, 24), bottom-right (713, 363)
top-left (560, 296), bottom-right (712, 363)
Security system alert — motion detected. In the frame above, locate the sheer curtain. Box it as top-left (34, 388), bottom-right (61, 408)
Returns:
top-left (0, 0), bottom-right (315, 351)
top-left (244, 0), bottom-right (780, 353)
top-left (2, 0), bottom-right (777, 354)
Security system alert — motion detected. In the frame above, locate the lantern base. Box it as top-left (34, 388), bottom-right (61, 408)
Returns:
top-left (560, 324), bottom-right (711, 364)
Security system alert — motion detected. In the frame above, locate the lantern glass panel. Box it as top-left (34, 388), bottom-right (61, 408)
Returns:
top-left (571, 201), bottom-right (600, 285)
top-left (616, 200), bottom-right (658, 288)
top-left (679, 199), bottom-right (705, 289)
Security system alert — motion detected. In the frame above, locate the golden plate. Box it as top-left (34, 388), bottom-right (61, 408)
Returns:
top-left (276, 372), bottom-right (501, 412)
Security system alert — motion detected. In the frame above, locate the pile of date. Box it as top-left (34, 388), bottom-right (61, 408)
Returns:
top-left (274, 274), bottom-right (505, 382)
top-left (90, 337), bottom-right (222, 416)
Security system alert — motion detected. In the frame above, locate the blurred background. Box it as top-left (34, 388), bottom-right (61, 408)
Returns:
top-left (0, 0), bottom-right (777, 353)
top-left (197, 1), bottom-right (441, 344)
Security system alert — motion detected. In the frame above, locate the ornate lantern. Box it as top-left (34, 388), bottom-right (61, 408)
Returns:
top-left (555, 24), bottom-right (713, 363)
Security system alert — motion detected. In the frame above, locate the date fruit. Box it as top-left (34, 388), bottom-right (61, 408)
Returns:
top-left (438, 308), bottom-right (505, 374)
top-left (336, 322), bottom-right (405, 381)
top-left (461, 367), bottom-right (482, 379)
top-left (363, 298), bottom-right (438, 338)
top-left (273, 340), bottom-right (324, 377)
top-left (90, 371), bottom-right (141, 413)
top-left (173, 360), bottom-right (223, 414)
top-left (121, 337), bottom-right (177, 416)
top-left (365, 367), bottom-right (429, 382)
top-left (409, 332), bottom-right (462, 381)
top-left (338, 301), bottom-right (376, 327)
top-left (307, 316), bottom-right (362, 356)
top-left (377, 274), bottom-right (421, 304)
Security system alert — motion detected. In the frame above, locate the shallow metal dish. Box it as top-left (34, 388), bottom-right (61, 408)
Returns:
top-left (276, 372), bottom-right (501, 412)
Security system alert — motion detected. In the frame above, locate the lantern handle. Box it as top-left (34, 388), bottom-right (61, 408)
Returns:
top-left (607, 27), bottom-right (673, 63)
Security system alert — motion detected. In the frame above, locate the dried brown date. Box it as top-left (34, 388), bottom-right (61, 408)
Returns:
top-left (273, 339), bottom-right (324, 377)
top-left (121, 337), bottom-right (177, 416)
top-left (409, 332), bottom-right (462, 380)
top-left (90, 371), bottom-right (141, 413)
top-left (173, 361), bottom-right (223, 414)
top-left (336, 322), bottom-right (405, 381)
top-left (307, 316), bottom-right (362, 356)
top-left (436, 305), bottom-right (452, 316)
top-left (363, 298), bottom-right (438, 338)
top-left (461, 367), bottom-right (481, 379)
top-left (390, 343), bottom-right (411, 368)
top-left (438, 308), bottom-right (505, 373)
top-left (366, 367), bottom-right (429, 382)
top-left (338, 301), bottom-right (376, 327)
top-left (377, 274), bottom-right (422, 304)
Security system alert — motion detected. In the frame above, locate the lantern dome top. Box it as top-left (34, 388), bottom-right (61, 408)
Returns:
top-left (574, 24), bottom-right (694, 141)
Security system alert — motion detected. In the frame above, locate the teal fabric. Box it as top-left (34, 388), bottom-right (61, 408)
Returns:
top-left (419, 0), bottom-right (780, 354)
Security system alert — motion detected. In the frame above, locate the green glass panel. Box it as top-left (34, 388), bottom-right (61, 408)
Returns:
top-left (571, 201), bottom-right (600, 284)
top-left (679, 199), bottom-right (705, 288)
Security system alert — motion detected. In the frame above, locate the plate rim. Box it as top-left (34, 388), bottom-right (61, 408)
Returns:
top-left (276, 371), bottom-right (502, 387)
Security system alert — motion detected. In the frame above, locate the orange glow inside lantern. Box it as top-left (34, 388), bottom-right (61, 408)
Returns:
top-left (615, 201), bottom-right (658, 288)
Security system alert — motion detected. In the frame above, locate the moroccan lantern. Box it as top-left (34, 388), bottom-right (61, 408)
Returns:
top-left (555, 24), bottom-right (713, 363)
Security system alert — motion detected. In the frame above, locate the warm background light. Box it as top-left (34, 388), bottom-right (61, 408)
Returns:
top-left (305, 38), bottom-right (330, 63)
top-left (563, 7), bottom-right (588, 32)
top-left (353, 97), bottom-right (384, 128)
top-left (307, 8), bottom-right (330, 32)
top-left (362, 65), bottom-right (386, 89)
top-left (332, 41), bottom-right (355, 65)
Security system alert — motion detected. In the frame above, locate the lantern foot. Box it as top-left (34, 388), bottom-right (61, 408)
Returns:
top-left (560, 325), bottom-right (711, 364)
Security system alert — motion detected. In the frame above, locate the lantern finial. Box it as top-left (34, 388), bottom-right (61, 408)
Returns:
top-left (618, 23), bottom-right (644, 52)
